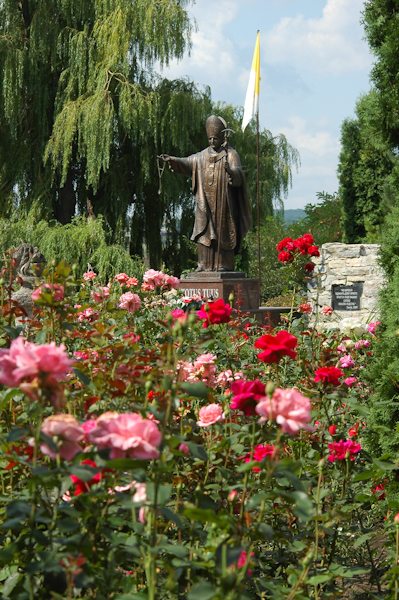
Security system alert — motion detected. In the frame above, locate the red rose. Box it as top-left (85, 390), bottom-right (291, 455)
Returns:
top-left (197, 299), bottom-right (232, 328)
top-left (254, 330), bottom-right (298, 363)
top-left (276, 237), bottom-right (293, 251)
top-left (328, 424), bottom-right (337, 435)
top-left (308, 245), bottom-right (320, 257)
top-left (304, 262), bottom-right (315, 272)
top-left (278, 251), bottom-right (293, 263)
top-left (302, 233), bottom-right (314, 245)
top-left (293, 237), bottom-right (309, 255)
top-left (314, 366), bottom-right (344, 386)
top-left (230, 379), bottom-right (266, 416)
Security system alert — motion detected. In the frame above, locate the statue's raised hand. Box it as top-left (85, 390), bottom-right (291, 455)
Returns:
top-left (158, 154), bottom-right (171, 163)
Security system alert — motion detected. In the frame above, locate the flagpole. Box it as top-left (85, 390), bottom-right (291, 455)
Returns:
top-left (257, 111), bottom-right (261, 307)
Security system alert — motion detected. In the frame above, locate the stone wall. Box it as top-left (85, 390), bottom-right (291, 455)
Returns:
top-left (308, 243), bottom-right (385, 320)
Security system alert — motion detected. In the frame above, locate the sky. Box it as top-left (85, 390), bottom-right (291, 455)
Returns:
top-left (160, 0), bottom-right (374, 210)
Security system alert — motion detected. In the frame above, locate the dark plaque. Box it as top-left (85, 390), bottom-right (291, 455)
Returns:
top-left (332, 283), bottom-right (363, 311)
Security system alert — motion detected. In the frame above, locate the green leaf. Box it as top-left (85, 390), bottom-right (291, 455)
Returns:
top-left (183, 507), bottom-right (220, 524)
top-left (353, 532), bottom-right (374, 549)
top-left (179, 382), bottom-right (209, 399)
top-left (146, 483), bottom-right (171, 504)
top-left (187, 581), bottom-right (216, 600)
top-left (1, 326), bottom-right (23, 340)
top-left (352, 471), bottom-right (375, 481)
top-left (56, 259), bottom-right (71, 277)
top-left (35, 329), bottom-right (50, 345)
top-left (259, 523), bottom-right (274, 540)
top-left (2, 572), bottom-right (21, 597)
top-left (7, 427), bottom-right (29, 442)
top-left (373, 459), bottom-right (397, 471)
top-left (291, 491), bottom-right (314, 522)
top-left (307, 574), bottom-right (331, 585)
top-left (158, 507), bottom-right (183, 529)
top-left (185, 442), bottom-right (208, 461)
top-left (72, 368), bottom-right (97, 392)
top-left (105, 458), bottom-right (144, 470)
top-left (247, 492), bottom-right (268, 510)
top-left (0, 388), bottom-right (20, 411)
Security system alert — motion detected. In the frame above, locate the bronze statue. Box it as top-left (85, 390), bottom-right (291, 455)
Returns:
top-left (160, 115), bottom-right (252, 272)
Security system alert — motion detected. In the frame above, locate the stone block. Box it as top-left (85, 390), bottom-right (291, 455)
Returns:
top-left (178, 275), bottom-right (259, 310)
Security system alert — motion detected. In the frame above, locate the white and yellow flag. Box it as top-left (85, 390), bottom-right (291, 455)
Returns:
top-left (241, 31), bottom-right (260, 132)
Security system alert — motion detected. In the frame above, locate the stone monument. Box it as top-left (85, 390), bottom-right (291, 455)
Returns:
top-left (308, 243), bottom-right (384, 320)
top-left (11, 243), bottom-right (47, 318)
top-left (159, 115), bottom-right (259, 310)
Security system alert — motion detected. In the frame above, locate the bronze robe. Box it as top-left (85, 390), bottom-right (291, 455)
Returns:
top-left (170, 145), bottom-right (252, 259)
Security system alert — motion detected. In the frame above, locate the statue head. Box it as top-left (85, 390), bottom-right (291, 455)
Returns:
top-left (206, 115), bottom-right (227, 151)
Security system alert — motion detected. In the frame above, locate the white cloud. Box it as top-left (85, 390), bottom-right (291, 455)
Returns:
top-left (278, 116), bottom-right (340, 207)
top-left (264, 0), bottom-right (372, 76)
top-left (162, 0), bottom-right (243, 89)
top-left (279, 116), bottom-right (340, 157)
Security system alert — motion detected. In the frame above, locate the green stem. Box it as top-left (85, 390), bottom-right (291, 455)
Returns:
top-left (240, 417), bottom-right (256, 523)
top-left (396, 524), bottom-right (399, 600)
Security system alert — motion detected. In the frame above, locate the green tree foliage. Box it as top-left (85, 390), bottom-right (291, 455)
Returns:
top-left (363, 0), bottom-right (399, 147)
top-left (0, 0), bottom-right (212, 270)
top-left (299, 192), bottom-right (343, 246)
top-left (0, 210), bottom-right (143, 283)
top-left (338, 91), bottom-right (399, 243)
top-left (366, 202), bottom-right (399, 459)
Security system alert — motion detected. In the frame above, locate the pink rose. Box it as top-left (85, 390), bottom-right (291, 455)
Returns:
top-left (163, 274), bottom-right (179, 290)
top-left (179, 442), bottom-right (189, 454)
top-left (126, 277), bottom-right (138, 288)
top-left (171, 309), bottom-right (185, 319)
top-left (31, 283), bottom-right (64, 303)
top-left (355, 339), bottom-right (370, 349)
top-left (83, 271), bottom-right (97, 281)
top-left (236, 550), bottom-right (255, 577)
top-left (367, 321), bottom-right (380, 335)
top-left (256, 388), bottom-right (314, 435)
top-left (77, 307), bottom-right (99, 322)
top-left (0, 337), bottom-right (74, 387)
top-left (114, 273), bottom-right (129, 284)
top-left (191, 354), bottom-right (217, 387)
top-left (177, 360), bottom-right (195, 382)
top-left (298, 303), bottom-right (312, 315)
top-left (340, 354), bottom-right (355, 368)
top-left (91, 286), bottom-right (110, 303)
top-left (197, 403), bottom-right (224, 427)
top-left (216, 370), bottom-right (244, 388)
top-left (141, 282), bottom-right (155, 292)
top-left (119, 292), bottom-right (141, 313)
top-left (344, 377), bottom-right (357, 387)
top-left (88, 413), bottom-right (161, 460)
top-left (321, 305), bottom-right (333, 316)
top-left (29, 414), bottom-right (85, 461)
top-left (143, 269), bottom-right (164, 287)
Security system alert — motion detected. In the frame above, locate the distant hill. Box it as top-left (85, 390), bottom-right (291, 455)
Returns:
top-left (274, 209), bottom-right (306, 224)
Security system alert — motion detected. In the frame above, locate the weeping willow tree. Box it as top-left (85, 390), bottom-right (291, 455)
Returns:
top-left (0, 0), bottom-right (211, 270)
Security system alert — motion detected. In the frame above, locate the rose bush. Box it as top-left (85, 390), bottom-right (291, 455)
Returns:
top-left (0, 256), bottom-right (395, 600)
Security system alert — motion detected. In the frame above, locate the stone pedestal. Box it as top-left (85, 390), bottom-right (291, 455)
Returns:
top-left (179, 272), bottom-right (259, 310)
